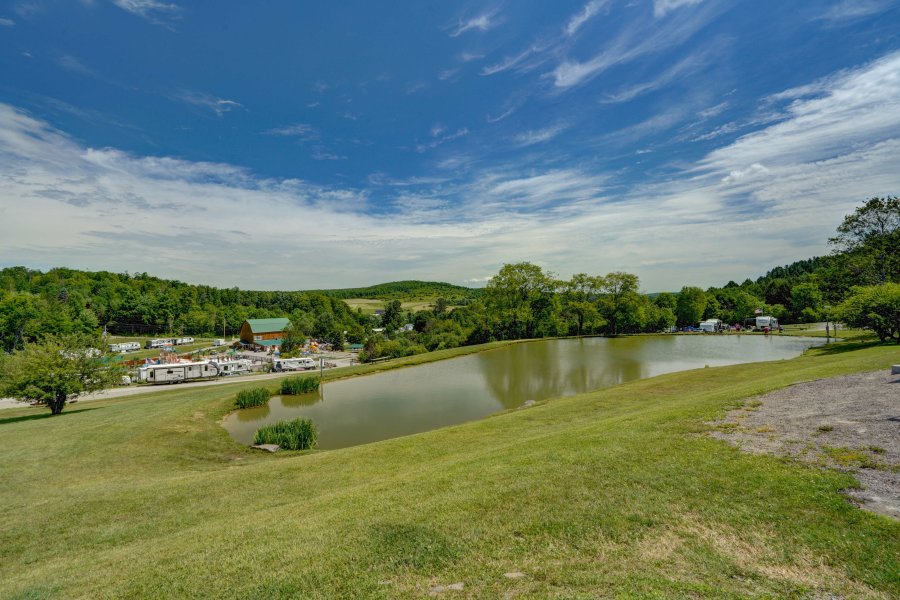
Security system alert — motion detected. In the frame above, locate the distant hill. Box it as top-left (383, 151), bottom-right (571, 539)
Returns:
top-left (311, 280), bottom-right (481, 302)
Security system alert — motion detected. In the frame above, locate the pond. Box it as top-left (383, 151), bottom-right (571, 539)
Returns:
top-left (223, 335), bottom-right (825, 450)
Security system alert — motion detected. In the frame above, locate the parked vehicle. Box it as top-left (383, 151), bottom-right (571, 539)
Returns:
top-left (699, 319), bottom-right (723, 333)
top-left (108, 341), bottom-right (141, 353)
top-left (211, 359), bottom-right (252, 376)
top-left (139, 361), bottom-right (220, 384)
top-left (273, 357), bottom-right (318, 372)
top-left (213, 339), bottom-right (227, 346)
top-left (755, 316), bottom-right (779, 330)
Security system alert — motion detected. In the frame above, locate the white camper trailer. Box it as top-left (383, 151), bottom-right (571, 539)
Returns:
top-left (755, 316), bottom-right (779, 330)
top-left (211, 359), bottom-right (252, 376)
top-left (273, 357), bottom-right (318, 372)
top-left (699, 319), bottom-right (722, 333)
top-left (139, 361), bottom-right (220, 384)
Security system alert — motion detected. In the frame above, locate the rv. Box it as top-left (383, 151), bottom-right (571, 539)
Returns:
top-left (176, 337), bottom-right (195, 345)
top-left (213, 339), bottom-right (227, 346)
top-left (699, 319), bottom-right (723, 333)
top-left (139, 361), bottom-right (220, 384)
top-left (108, 341), bottom-right (141, 353)
top-left (144, 337), bottom-right (176, 349)
top-left (755, 316), bottom-right (779, 330)
top-left (273, 357), bottom-right (318, 372)
top-left (211, 359), bottom-right (252, 376)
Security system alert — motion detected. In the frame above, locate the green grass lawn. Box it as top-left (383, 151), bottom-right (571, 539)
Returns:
top-left (1, 341), bottom-right (898, 598)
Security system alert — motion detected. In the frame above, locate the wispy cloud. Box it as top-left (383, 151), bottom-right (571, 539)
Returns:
top-left (599, 50), bottom-right (710, 103)
top-left (178, 91), bottom-right (243, 117)
top-left (564, 0), bottom-right (609, 36)
top-left (450, 9), bottom-right (501, 37)
top-left (57, 55), bottom-right (95, 77)
top-left (653, 0), bottom-right (706, 18)
top-left (263, 123), bottom-right (318, 140)
top-left (111, 0), bottom-right (180, 23)
top-left (512, 123), bottom-right (568, 147)
top-left (0, 17), bottom-right (15, 27)
top-left (416, 128), bottom-right (469, 153)
top-left (816, 0), bottom-right (893, 23)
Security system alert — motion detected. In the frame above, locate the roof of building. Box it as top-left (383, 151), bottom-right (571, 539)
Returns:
top-left (255, 339), bottom-right (282, 347)
top-left (243, 318), bottom-right (291, 333)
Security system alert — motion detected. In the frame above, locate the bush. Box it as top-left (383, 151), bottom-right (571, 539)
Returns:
top-left (831, 283), bottom-right (900, 342)
top-left (235, 387), bottom-right (270, 409)
top-left (254, 418), bottom-right (318, 450)
top-left (280, 376), bottom-right (320, 395)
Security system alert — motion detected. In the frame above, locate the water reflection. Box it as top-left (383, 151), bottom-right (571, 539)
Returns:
top-left (223, 335), bottom-right (823, 450)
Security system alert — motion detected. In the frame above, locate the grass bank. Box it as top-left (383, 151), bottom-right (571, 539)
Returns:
top-left (0, 342), bottom-right (898, 598)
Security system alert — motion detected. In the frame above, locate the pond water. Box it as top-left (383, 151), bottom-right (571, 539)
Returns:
top-left (223, 335), bottom-right (825, 450)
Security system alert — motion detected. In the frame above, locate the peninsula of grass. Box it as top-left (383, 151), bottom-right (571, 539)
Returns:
top-left (254, 417), bottom-right (318, 450)
top-left (1, 340), bottom-right (898, 598)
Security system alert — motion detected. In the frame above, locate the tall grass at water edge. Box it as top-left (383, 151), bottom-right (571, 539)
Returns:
top-left (234, 387), bottom-right (270, 409)
top-left (254, 417), bottom-right (318, 450)
top-left (280, 376), bottom-right (320, 395)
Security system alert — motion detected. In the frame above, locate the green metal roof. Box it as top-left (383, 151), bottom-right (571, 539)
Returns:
top-left (255, 339), bottom-right (282, 347)
top-left (244, 318), bottom-right (291, 333)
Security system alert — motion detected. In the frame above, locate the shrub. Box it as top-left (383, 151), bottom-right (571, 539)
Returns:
top-left (831, 283), bottom-right (900, 342)
top-left (235, 387), bottom-right (270, 409)
top-left (280, 376), bottom-right (320, 395)
top-left (254, 418), bottom-right (318, 450)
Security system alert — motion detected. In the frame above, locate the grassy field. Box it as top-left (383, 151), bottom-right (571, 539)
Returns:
top-left (1, 341), bottom-right (898, 598)
top-left (344, 298), bottom-right (436, 315)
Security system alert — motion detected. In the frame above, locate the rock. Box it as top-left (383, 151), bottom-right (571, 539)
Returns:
top-left (519, 400), bottom-right (535, 409)
top-left (504, 572), bottom-right (525, 579)
top-left (429, 582), bottom-right (464, 594)
top-left (251, 444), bottom-right (280, 453)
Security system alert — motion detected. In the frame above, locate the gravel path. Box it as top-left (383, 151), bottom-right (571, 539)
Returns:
top-left (710, 369), bottom-right (900, 519)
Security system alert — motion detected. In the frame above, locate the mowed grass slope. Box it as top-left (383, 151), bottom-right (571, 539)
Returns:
top-left (1, 344), bottom-right (898, 598)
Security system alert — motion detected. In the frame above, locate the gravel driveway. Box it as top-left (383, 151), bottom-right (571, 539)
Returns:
top-left (710, 369), bottom-right (900, 519)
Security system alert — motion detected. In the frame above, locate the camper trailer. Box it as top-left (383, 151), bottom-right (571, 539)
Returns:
top-left (108, 341), bottom-right (141, 353)
top-left (139, 361), bottom-right (220, 384)
top-left (211, 359), bottom-right (252, 376)
top-left (755, 316), bottom-right (779, 330)
top-left (699, 319), bottom-right (723, 333)
top-left (273, 357), bottom-right (318, 372)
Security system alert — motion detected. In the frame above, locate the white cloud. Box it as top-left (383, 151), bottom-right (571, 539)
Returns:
top-left (550, 5), bottom-right (718, 89)
top-left (0, 17), bottom-right (15, 26)
top-left (816, 0), bottom-right (893, 23)
top-left (564, 0), bottom-right (608, 36)
top-left (416, 128), bottom-right (469, 153)
top-left (57, 55), bottom-right (94, 76)
top-left (721, 163), bottom-right (769, 185)
top-left (263, 123), bottom-right (318, 140)
top-left (111, 0), bottom-right (179, 22)
top-left (450, 10), bottom-right (500, 37)
top-left (512, 124), bottom-right (568, 147)
top-left (653, 0), bottom-right (705, 18)
top-left (178, 91), bottom-right (243, 117)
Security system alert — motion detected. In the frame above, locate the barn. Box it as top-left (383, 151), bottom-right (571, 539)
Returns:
top-left (239, 318), bottom-right (291, 348)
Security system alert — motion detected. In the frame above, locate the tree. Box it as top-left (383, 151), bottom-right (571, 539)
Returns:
top-left (790, 282), bottom-right (824, 322)
top-left (381, 300), bottom-right (404, 335)
top-left (484, 262), bottom-right (557, 339)
top-left (597, 272), bottom-right (641, 335)
top-left (561, 273), bottom-right (604, 336)
top-left (831, 283), bottom-right (900, 342)
top-left (675, 286), bottom-right (707, 327)
top-left (0, 333), bottom-right (121, 414)
top-left (829, 197), bottom-right (900, 285)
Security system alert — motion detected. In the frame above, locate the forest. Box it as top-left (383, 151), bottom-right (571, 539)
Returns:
top-left (1, 197), bottom-right (897, 356)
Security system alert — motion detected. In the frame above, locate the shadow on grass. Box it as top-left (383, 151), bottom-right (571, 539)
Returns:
top-left (808, 340), bottom-right (887, 356)
top-left (0, 407), bottom-right (102, 426)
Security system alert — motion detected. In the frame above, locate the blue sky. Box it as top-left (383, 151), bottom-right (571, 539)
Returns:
top-left (1, 0), bottom-right (899, 291)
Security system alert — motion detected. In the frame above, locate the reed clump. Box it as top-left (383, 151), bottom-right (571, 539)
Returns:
top-left (280, 376), bottom-right (320, 395)
top-left (234, 387), bottom-right (270, 409)
top-left (254, 418), bottom-right (318, 450)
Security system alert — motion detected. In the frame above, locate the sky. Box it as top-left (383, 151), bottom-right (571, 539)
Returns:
top-left (1, 0), bottom-right (899, 292)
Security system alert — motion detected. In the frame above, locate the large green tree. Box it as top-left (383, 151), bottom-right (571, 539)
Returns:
top-left (829, 196), bottom-right (900, 285)
top-left (675, 286), bottom-right (707, 327)
top-left (484, 262), bottom-right (558, 339)
top-left (0, 333), bottom-right (122, 414)
top-left (597, 272), bottom-right (641, 336)
top-left (831, 283), bottom-right (900, 343)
